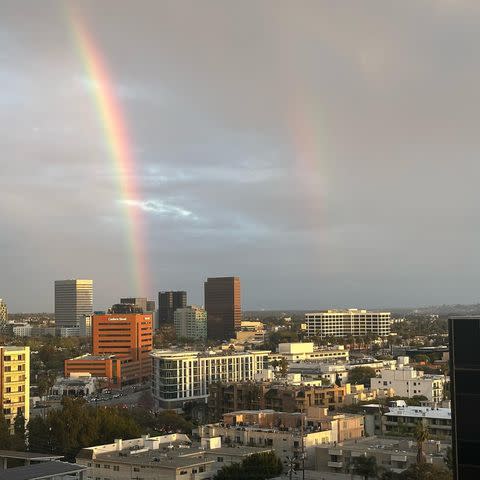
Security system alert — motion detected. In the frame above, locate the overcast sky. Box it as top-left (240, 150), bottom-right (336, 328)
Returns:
top-left (2, 0), bottom-right (480, 312)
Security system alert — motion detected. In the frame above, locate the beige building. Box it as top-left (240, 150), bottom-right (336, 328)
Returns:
top-left (77, 433), bottom-right (271, 480)
top-left (271, 343), bottom-right (349, 363)
top-left (233, 321), bottom-right (266, 344)
top-left (197, 410), bottom-right (333, 468)
top-left (0, 346), bottom-right (30, 430)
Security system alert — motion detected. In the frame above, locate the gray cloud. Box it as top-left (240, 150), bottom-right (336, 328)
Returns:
top-left (1, 0), bottom-right (480, 311)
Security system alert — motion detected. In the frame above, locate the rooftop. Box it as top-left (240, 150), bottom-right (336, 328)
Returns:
top-left (386, 406), bottom-right (451, 420)
top-left (0, 461), bottom-right (86, 480)
top-left (68, 354), bottom-right (116, 361)
top-left (150, 349), bottom-right (270, 359)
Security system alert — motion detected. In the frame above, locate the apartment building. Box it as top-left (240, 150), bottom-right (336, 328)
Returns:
top-left (305, 309), bottom-right (391, 338)
top-left (370, 358), bottom-right (445, 402)
top-left (0, 300), bottom-right (7, 330)
top-left (197, 410), bottom-right (332, 468)
top-left (315, 436), bottom-right (449, 475)
top-left (233, 321), bottom-right (266, 345)
top-left (208, 381), bottom-right (351, 420)
top-left (0, 346), bottom-right (30, 430)
top-left (150, 349), bottom-right (270, 409)
top-left (77, 433), bottom-right (270, 480)
top-left (382, 405), bottom-right (451, 439)
top-left (174, 306), bottom-right (207, 341)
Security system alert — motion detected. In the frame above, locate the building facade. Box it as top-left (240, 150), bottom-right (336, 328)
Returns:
top-left (272, 343), bottom-right (349, 362)
top-left (0, 346), bottom-right (30, 430)
top-left (449, 316), bottom-right (480, 479)
top-left (370, 361), bottom-right (445, 403)
top-left (208, 381), bottom-right (351, 420)
top-left (158, 291), bottom-right (187, 327)
top-left (65, 313), bottom-right (153, 386)
top-left (305, 309), bottom-right (391, 338)
top-left (151, 349), bottom-right (270, 409)
top-left (120, 297), bottom-right (147, 312)
top-left (0, 300), bottom-right (7, 330)
top-left (174, 306), bottom-right (207, 341)
top-left (54, 279), bottom-right (93, 329)
top-left (204, 277), bottom-right (241, 340)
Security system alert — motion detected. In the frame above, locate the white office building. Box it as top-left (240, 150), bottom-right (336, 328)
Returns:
top-left (174, 306), bottom-right (207, 341)
top-left (151, 349), bottom-right (270, 408)
top-left (305, 309), bottom-right (391, 338)
top-left (12, 324), bottom-right (33, 337)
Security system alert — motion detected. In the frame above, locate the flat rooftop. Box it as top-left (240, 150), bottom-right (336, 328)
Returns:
top-left (150, 349), bottom-right (270, 359)
top-left (386, 406), bottom-right (451, 420)
top-left (0, 461), bottom-right (86, 480)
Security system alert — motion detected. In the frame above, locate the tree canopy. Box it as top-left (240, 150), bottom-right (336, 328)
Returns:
top-left (348, 366), bottom-right (377, 387)
top-left (213, 452), bottom-right (283, 480)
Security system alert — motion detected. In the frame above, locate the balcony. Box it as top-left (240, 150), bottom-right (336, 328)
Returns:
top-left (328, 461), bottom-right (343, 468)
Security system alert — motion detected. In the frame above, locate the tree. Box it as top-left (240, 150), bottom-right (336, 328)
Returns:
top-left (12, 413), bottom-right (26, 450)
top-left (352, 455), bottom-right (378, 480)
top-left (399, 463), bottom-right (451, 480)
top-left (279, 358), bottom-right (289, 376)
top-left (414, 420), bottom-right (429, 464)
top-left (213, 452), bottom-right (283, 480)
top-left (0, 414), bottom-right (11, 449)
top-left (348, 367), bottom-right (377, 388)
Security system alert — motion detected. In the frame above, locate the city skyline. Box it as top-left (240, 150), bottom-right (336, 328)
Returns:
top-left (3, 1), bottom-right (480, 312)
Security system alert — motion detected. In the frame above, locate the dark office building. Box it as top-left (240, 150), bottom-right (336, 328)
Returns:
top-left (204, 276), bottom-right (241, 340)
top-left (146, 300), bottom-right (156, 312)
top-left (449, 316), bottom-right (480, 480)
top-left (158, 291), bottom-right (187, 326)
top-left (120, 297), bottom-right (147, 313)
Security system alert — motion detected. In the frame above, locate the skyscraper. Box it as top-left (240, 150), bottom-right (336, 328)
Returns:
top-left (204, 276), bottom-right (241, 340)
top-left (54, 280), bottom-right (93, 329)
top-left (0, 299), bottom-right (7, 330)
top-left (158, 291), bottom-right (187, 326)
top-left (449, 316), bottom-right (480, 479)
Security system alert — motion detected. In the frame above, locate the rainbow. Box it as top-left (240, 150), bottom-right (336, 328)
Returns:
top-left (70, 12), bottom-right (149, 297)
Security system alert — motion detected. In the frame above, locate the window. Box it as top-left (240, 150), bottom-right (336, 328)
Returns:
top-left (113, 466), bottom-right (119, 471)
top-left (217, 457), bottom-right (224, 462)
top-left (180, 470), bottom-right (188, 475)
top-left (133, 467), bottom-right (140, 472)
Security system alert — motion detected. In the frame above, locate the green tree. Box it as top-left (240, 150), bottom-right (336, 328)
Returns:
top-left (399, 463), bottom-right (451, 480)
top-left (0, 414), bottom-right (11, 449)
top-left (348, 367), bottom-right (377, 388)
top-left (279, 357), bottom-right (289, 376)
top-left (213, 452), bottom-right (282, 480)
top-left (12, 413), bottom-right (26, 450)
top-left (352, 455), bottom-right (378, 480)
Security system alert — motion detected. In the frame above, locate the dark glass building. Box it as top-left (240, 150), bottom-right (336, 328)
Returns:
top-left (449, 316), bottom-right (480, 479)
top-left (158, 291), bottom-right (187, 326)
top-left (204, 276), bottom-right (241, 340)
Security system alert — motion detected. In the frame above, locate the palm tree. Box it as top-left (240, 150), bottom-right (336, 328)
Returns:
top-left (414, 420), bottom-right (429, 464)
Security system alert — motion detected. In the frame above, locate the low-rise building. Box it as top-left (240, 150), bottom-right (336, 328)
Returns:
top-left (370, 357), bottom-right (446, 402)
top-left (233, 321), bottom-right (266, 345)
top-left (77, 433), bottom-right (271, 480)
top-left (197, 410), bottom-right (332, 468)
top-left (382, 405), bottom-right (451, 439)
top-left (12, 324), bottom-right (33, 337)
top-left (150, 349), bottom-right (270, 409)
top-left (271, 343), bottom-right (349, 363)
top-left (315, 436), bottom-right (449, 475)
top-left (51, 373), bottom-right (97, 397)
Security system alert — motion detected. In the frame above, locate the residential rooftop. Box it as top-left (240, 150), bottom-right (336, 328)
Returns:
top-left (386, 406), bottom-right (451, 420)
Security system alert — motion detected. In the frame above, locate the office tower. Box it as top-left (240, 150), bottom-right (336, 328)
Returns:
top-left (449, 316), bottom-right (480, 479)
top-left (0, 346), bottom-right (30, 431)
top-left (120, 297), bottom-right (147, 313)
top-left (78, 315), bottom-right (92, 337)
top-left (0, 299), bottom-right (7, 330)
top-left (65, 312), bottom-right (153, 386)
top-left (204, 276), bottom-right (241, 340)
top-left (158, 291), bottom-right (187, 326)
top-left (54, 280), bottom-right (93, 328)
top-left (174, 306), bottom-right (207, 341)
top-left (305, 309), bottom-right (391, 338)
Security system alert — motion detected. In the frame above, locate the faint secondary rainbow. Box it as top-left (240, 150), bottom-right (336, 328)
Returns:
top-left (70, 12), bottom-right (149, 296)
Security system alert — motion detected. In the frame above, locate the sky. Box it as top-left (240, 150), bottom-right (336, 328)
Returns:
top-left (2, 0), bottom-right (480, 312)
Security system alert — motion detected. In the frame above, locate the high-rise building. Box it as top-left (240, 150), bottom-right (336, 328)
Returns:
top-left (0, 346), bottom-right (30, 431)
top-left (204, 277), bottom-right (241, 340)
top-left (449, 316), bottom-right (480, 479)
top-left (120, 297), bottom-right (147, 313)
top-left (174, 306), bottom-right (207, 341)
top-left (0, 299), bottom-right (7, 330)
top-left (54, 280), bottom-right (93, 328)
top-left (146, 300), bottom-right (155, 312)
top-left (65, 313), bottom-right (153, 386)
top-left (158, 291), bottom-right (187, 326)
top-left (305, 309), bottom-right (391, 338)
